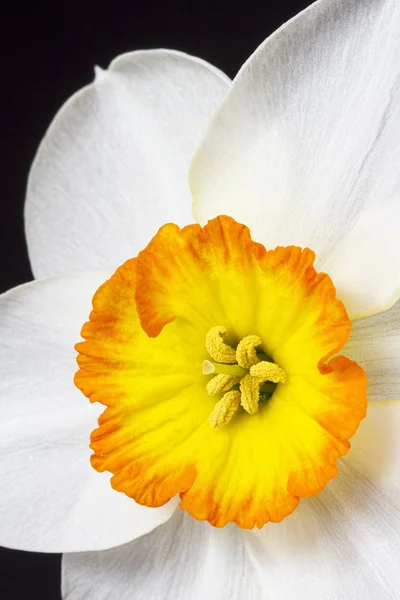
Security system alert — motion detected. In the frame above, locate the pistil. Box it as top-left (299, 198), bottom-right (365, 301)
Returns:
top-left (202, 359), bottom-right (247, 377)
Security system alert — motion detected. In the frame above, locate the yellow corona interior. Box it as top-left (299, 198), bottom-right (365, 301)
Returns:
top-left (75, 216), bottom-right (367, 529)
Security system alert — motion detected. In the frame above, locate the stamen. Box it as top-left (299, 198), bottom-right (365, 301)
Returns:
top-left (236, 335), bottom-right (262, 368)
top-left (204, 326), bottom-right (286, 428)
top-left (240, 374), bottom-right (260, 414)
top-left (209, 390), bottom-right (241, 428)
top-left (250, 361), bottom-right (286, 384)
top-left (206, 374), bottom-right (241, 396)
top-left (205, 326), bottom-right (237, 364)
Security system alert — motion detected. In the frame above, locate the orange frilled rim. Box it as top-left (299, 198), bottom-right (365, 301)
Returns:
top-left (75, 216), bottom-right (367, 529)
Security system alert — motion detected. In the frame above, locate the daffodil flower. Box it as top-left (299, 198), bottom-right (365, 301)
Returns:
top-left (1, 0), bottom-right (400, 598)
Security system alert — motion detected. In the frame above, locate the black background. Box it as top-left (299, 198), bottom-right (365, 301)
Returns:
top-left (1, 1), bottom-right (311, 598)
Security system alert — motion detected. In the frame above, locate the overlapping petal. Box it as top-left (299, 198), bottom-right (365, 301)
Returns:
top-left (25, 50), bottom-right (230, 279)
top-left (62, 511), bottom-right (264, 600)
top-left (345, 300), bottom-right (400, 400)
top-left (0, 273), bottom-right (177, 552)
top-left (190, 0), bottom-right (400, 319)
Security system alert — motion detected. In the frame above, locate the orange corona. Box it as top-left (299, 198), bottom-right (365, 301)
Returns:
top-left (75, 216), bottom-right (367, 529)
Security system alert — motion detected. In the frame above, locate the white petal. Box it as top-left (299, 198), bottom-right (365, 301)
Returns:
top-left (0, 274), bottom-right (177, 552)
top-left (26, 50), bottom-right (230, 279)
top-left (190, 0), bottom-right (400, 319)
top-left (244, 402), bottom-right (400, 599)
top-left (345, 301), bottom-right (400, 400)
top-left (349, 401), bottom-right (400, 491)
top-left (62, 511), bottom-right (264, 600)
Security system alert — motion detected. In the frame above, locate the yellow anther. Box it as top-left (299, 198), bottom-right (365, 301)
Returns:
top-left (236, 335), bottom-right (262, 368)
top-left (240, 374), bottom-right (260, 415)
top-left (250, 361), bottom-right (286, 384)
top-left (205, 326), bottom-right (237, 364)
top-left (209, 390), bottom-right (241, 428)
top-left (206, 374), bottom-right (241, 396)
top-left (205, 327), bottom-right (285, 428)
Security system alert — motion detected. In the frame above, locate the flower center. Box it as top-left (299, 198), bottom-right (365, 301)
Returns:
top-left (202, 326), bottom-right (286, 428)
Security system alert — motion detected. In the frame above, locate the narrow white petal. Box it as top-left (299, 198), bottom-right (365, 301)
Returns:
top-left (0, 274), bottom-right (177, 552)
top-left (26, 50), bottom-right (230, 278)
top-left (245, 402), bottom-right (400, 599)
top-left (345, 301), bottom-right (400, 400)
top-left (190, 0), bottom-right (400, 319)
top-left (62, 511), bottom-right (264, 600)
